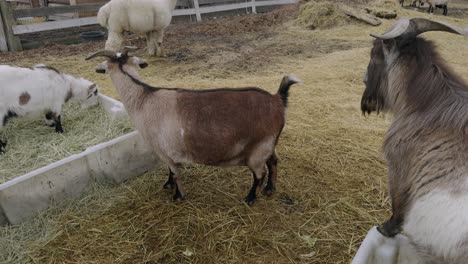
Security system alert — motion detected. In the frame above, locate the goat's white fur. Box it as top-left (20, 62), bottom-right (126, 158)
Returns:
top-left (424, 0), bottom-right (449, 5)
top-left (97, 0), bottom-right (178, 56)
top-left (352, 227), bottom-right (423, 264)
top-left (0, 65), bottom-right (99, 129)
top-left (403, 188), bottom-right (468, 261)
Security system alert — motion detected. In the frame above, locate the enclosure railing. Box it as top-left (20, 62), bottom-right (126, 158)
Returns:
top-left (0, 0), bottom-right (297, 52)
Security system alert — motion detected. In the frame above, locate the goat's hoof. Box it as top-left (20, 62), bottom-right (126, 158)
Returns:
top-left (163, 182), bottom-right (175, 190)
top-left (56, 128), bottom-right (64, 133)
top-left (244, 196), bottom-right (256, 206)
top-left (173, 192), bottom-right (186, 202)
top-left (262, 187), bottom-right (275, 197)
top-left (377, 221), bottom-right (401, 238)
top-left (0, 140), bottom-right (7, 154)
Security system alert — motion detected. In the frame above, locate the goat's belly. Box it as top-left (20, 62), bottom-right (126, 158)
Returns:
top-left (403, 188), bottom-right (468, 263)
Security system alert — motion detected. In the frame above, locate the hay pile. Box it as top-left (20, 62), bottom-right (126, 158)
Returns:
top-left (0, 103), bottom-right (133, 183)
top-left (295, 1), bottom-right (351, 30)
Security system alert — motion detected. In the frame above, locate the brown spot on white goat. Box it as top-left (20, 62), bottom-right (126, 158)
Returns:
top-left (18, 92), bottom-right (31, 105)
top-left (358, 18), bottom-right (468, 263)
top-left (86, 47), bottom-right (301, 205)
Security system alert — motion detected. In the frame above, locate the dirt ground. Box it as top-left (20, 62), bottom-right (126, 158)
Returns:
top-left (0, 1), bottom-right (467, 263)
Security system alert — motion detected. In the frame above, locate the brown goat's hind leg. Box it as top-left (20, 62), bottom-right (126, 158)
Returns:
top-left (245, 168), bottom-right (266, 205)
top-left (263, 153), bottom-right (278, 197)
top-left (163, 167), bottom-right (175, 189)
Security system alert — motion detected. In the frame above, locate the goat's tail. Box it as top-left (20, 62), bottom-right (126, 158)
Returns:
top-left (277, 75), bottom-right (302, 107)
top-left (97, 3), bottom-right (110, 28)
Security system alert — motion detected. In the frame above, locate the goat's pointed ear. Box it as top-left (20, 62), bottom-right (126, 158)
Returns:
top-left (87, 83), bottom-right (99, 97)
top-left (139, 62), bottom-right (149, 69)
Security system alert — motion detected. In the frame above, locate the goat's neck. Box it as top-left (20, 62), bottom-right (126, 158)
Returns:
top-left (109, 67), bottom-right (147, 112)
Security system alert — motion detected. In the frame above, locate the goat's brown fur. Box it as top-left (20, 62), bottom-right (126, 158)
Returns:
top-left (95, 54), bottom-right (299, 204)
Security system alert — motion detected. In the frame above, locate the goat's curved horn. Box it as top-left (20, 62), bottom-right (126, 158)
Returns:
top-left (370, 18), bottom-right (411, 39)
top-left (85, 50), bottom-right (117, 60)
top-left (371, 18), bottom-right (467, 40)
top-left (122, 46), bottom-right (138, 55)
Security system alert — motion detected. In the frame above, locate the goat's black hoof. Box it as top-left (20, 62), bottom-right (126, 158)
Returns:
top-left (244, 195), bottom-right (256, 206)
top-left (172, 191), bottom-right (185, 202)
top-left (172, 195), bottom-right (185, 202)
top-left (262, 186), bottom-right (275, 197)
top-left (0, 140), bottom-right (7, 154)
top-left (163, 182), bottom-right (175, 190)
top-left (377, 221), bottom-right (401, 238)
top-left (56, 128), bottom-right (64, 133)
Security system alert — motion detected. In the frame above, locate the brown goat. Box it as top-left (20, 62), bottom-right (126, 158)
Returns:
top-left (359, 18), bottom-right (468, 263)
top-left (86, 49), bottom-right (300, 204)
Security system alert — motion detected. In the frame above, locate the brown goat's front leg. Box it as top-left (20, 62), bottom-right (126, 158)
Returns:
top-left (263, 153), bottom-right (278, 197)
top-left (168, 165), bottom-right (185, 202)
top-left (163, 167), bottom-right (175, 189)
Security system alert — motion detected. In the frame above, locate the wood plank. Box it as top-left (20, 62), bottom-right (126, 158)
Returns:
top-left (13, 3), bottom-right (104, 18)
top-left (0, 11), bottom-right (8, 51)
top-left (254, 0), bottom-right (296, 7)
top-left (198, 0), bottom-right (243, 6)
top-left (172, 8), bottom-right (196, 16)
top-left (198, 1), bottom-right (250, 13)
top-left (11, 0), bottom-right (297, 35)
top-left (0, 0), bottom-right (22, 51)
top-left (12, 16), bottom-right (96, 34)
top-left (193, 0), bottom-right (202, 21)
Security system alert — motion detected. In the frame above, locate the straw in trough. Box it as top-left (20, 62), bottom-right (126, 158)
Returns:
top-left (0, 103), bottom-right (133, 183)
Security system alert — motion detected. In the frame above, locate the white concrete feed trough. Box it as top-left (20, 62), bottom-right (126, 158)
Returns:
top-left (0, 95), bottom-right (157, 226)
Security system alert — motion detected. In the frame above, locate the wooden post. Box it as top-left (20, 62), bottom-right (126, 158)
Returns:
top-left (0, 11), bottom-right (8, 51)
top-left (250, 0), bottom-right (256, 14)
top-left (0, 0), bottom-right (22, 51)
top-left (193, 0), bottom-right (201, 21)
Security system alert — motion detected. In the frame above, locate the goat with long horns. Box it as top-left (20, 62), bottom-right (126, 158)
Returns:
top-left (354, 18), bottom-right (468, 264)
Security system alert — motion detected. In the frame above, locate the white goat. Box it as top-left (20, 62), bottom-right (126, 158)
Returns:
top-left (97, 0), bottom-right (177, 57)
top-left (0, 65), bottom-right (99, 153)
top-left (425, 0), bottom-right (449, 15)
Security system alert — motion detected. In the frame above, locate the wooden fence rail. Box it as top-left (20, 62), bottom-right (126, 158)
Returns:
top-left (0, 0), bottom-right (297, 52)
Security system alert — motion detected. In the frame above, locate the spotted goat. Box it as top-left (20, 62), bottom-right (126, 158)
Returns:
top-left (353, 18), bottom-right (468, 264)
top-left (86, 48), bottom-right (300, 204)
top-left (0, 64), bottom-right (99, 153)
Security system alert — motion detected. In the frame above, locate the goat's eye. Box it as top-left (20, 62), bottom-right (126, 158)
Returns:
top-left (94, 89), bottom-right (98, 96)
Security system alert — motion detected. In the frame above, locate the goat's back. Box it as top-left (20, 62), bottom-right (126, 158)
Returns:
top-left (135, 88), bottom-right (285, 166)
